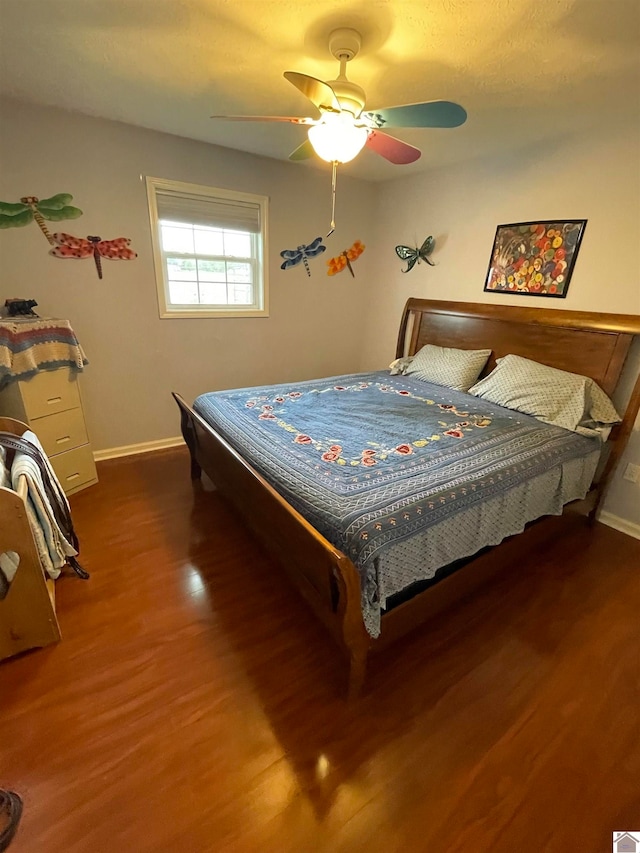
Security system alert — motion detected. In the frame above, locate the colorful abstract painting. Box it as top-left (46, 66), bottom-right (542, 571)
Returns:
top-left (483, 220), bottom-right (587, 298)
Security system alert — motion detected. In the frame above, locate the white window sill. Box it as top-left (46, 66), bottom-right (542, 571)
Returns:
top-left (159, 308), bottom-right (269, 319)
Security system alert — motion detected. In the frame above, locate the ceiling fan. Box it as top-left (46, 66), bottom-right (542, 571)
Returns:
top-left (212, 28), bottom-right (467, 165)
top-left (212, 28), bottom-right (467, 232)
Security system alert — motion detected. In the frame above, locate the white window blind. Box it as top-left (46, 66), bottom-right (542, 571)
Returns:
top-left (155, 189), bottom-right (261, 233)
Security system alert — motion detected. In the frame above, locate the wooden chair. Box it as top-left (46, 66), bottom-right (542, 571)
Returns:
top-left (0, 416), bottom-right (61, 661)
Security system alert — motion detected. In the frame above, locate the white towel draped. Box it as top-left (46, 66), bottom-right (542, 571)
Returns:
top-left (10, 431), bottom-right (78, 580)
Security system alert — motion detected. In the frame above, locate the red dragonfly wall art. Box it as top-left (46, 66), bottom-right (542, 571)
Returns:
top-left (50, 232), bottom-right (137, 279)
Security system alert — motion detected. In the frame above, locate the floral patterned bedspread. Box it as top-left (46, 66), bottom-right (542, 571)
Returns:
top-left (194, 372), bottom-right (598, 571)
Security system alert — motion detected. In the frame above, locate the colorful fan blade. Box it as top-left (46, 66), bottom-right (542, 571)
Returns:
top-left (366, 131), bottom-right (421, 164)
top-left (288, 139), bottom-right (315, 161)
top-left (364, 100), bottom-right (467, 129)
top-left (210, 114), bottom-right (313, 124)
top-left (283, 71), bottom-right (341, 112)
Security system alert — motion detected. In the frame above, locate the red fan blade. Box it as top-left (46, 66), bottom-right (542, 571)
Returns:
top-left (283, 71), bottom-right (341, 112)
top-left (365, 130), bottom-right (421, 164)
top-left (288, 139), bottom-right (315, 161)
top-left (210, 114), bottom-right (313, 124)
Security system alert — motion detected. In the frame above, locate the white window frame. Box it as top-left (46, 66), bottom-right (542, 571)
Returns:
top-left (146, 176), bottom-right (269, 318)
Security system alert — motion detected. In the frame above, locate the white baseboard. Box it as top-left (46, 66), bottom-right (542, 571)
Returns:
top-left (93, 436), bottom-right (184, 462)
top-left (597, 511), bottom-right (640, 541)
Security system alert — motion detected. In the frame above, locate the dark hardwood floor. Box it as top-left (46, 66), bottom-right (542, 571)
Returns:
top-left (1, 447), bottom-right (639, 853)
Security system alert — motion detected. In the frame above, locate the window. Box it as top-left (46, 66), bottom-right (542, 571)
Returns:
top-left (146, 176), bottom-right (268, 318)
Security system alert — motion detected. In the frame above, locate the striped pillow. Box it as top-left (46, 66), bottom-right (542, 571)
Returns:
top-left (468, 354), bottom-right (620, 432)
top-left (402, 344), bottom-right (491, 392)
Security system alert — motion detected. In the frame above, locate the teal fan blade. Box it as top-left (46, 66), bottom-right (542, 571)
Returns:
top-left (364, 101), bottom-right (467, 129)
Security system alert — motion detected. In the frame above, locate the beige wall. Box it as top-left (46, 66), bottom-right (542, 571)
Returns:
top-left (0, 98), bottom-right (376, 450)
top-left (1, 98), bottom-right (638, 528)
top-left (360, 123), bottom-right (640, 528)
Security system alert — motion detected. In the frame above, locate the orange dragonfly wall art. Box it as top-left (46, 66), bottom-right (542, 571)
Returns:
top-left (327, 240), bottom-right (365, 278)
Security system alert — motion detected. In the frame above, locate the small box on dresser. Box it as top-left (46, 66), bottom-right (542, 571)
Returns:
top-left (0, 367), bottom-right (98, 495)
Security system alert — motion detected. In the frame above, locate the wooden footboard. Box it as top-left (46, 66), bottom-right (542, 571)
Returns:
top-left (173, 393), bottom-right (371, 697)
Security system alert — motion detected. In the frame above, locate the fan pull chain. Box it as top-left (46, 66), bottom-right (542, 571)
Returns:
top-left (326, 161), bottom-right (337, 237)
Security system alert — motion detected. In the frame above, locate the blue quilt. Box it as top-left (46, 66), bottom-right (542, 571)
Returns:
top-left (194, 372), bottom-right (597, 574)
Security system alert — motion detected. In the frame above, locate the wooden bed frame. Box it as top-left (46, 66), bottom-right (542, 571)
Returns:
top-left (173, 299), bottom-right (640, 697)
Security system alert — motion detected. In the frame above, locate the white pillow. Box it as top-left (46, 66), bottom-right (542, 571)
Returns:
top-left (389, 356), bottom-right (414, 375)
top-left (468, 354), bottom-right (621, 433)
top-left (398, 344), bottom-right (491, 392)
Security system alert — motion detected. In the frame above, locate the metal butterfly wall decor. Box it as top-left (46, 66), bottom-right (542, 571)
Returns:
top-left (50, 232), bottom-right (137, 279)
top-left (327, 240), bottom-right (365, 277)
top-left (395, 236), bottom-right (435, 273)
top-left (280, 236), bottom-right (326, 276)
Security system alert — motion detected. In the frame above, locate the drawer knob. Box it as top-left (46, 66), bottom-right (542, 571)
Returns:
top-left (56, 435), bottom-right (71, 445)
top-left (47, 396), bottom-right (63, 405)
top-left (66, 472), bottom-right (80, 481)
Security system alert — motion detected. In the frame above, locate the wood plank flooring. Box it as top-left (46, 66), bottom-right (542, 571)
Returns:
top-left (1, 447), bottom-right (639, 853)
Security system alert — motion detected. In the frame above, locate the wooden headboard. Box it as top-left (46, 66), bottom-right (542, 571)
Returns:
top-left (397, 299), bottom-right (640, 396)
top-left (396, 299), bottom-right (640, 515)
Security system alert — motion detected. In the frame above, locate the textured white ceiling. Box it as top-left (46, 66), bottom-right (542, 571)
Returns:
top-left (1, 0), bottom-right (638, 181)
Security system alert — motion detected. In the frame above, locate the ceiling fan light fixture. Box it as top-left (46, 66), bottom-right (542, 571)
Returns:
top-left (212, 26), bottom-right (467, 172)
top-left (308, 113), bottom-right (368, 163)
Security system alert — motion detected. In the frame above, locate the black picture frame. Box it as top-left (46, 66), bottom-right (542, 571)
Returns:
top-left (483, 219), bottom-right (587, 298)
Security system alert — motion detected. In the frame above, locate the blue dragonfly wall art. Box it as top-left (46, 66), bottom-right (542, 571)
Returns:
top-left (280, 236), bottom-right (326, 277)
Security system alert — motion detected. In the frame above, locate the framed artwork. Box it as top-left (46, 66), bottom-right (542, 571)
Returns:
top-left (483, 220), bottom-right (587, 298)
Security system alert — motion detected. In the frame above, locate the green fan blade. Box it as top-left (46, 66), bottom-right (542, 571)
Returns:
top-left (39, 204), bottom-right (83, 221)
top-left (0, 200), bottom-right (29, 215)
top-left (0, 209), bottom-right (33, 228)
top-left (38, 193), bottom-right (74, 210)
top-left (289, 139), bottom-right (315, 161)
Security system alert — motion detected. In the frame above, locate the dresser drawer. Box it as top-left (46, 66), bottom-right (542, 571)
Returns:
top-left (49, 444), bottom-right (97, 495)
top-left (31, 407), bottom-right (89, 458)
top-left (20, 369), bottom-right (81, 419)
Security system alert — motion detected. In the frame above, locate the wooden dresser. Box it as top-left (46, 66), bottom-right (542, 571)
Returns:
top-left (0, 316), bottom-right (98, 496)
